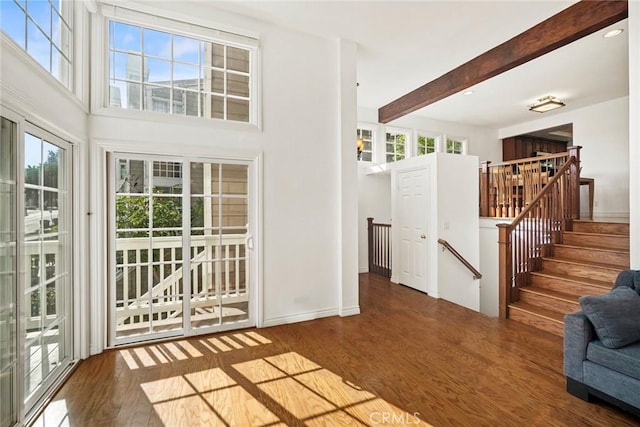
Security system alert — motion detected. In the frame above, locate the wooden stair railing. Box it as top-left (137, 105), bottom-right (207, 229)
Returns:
top-left (480, 151), bottom-right (573, 218)
top-left (438, 239), bottom-right (482, 279)
top-left (367, 217), bottom-right (391, 278)
top-left (497, 146), bottom-right (581, 319)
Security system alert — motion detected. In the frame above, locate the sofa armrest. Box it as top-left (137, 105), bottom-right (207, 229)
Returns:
top-left (564, 311), bottom-right (596, 381)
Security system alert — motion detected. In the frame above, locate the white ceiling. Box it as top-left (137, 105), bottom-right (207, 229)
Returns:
top-left (210, 1), bottom-right (629, 128)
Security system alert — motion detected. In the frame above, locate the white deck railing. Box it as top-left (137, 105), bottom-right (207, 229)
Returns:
top-left (115, 234), bottom-right (248, 332)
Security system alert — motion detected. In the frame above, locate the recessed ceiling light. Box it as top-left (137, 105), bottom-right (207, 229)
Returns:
top-left (604, 29), bottom-right (624, 38)
top-left (463, 90), bottom-right (474, 95)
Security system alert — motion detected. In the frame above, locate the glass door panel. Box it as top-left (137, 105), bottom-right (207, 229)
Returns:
top-left (22, 130), bottom-right (71, 409)
top-left (0, 116), bottom-right (18, 427)
top-left (112, 157), bottom-right (251, 345)
top-left (190, 162), bottom-right (249, 330)
top-left (113, 158), bottom-right (184, 342)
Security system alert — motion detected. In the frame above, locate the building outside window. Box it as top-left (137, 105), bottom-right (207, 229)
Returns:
top-left (385, 130), bottom-right (408, 163)
top-left (108, 20), bottom-right (253, 122)
top-left (0, 0), bottom-right (73, 88)
top-left (357, 127), bottom-right (373, 162)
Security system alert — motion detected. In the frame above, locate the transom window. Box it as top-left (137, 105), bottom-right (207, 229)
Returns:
top-left (417, 134), bottom-right (437, 155)
top-left (385, 131), bottom-right (408, 163)
top-left (356, 128), bottom-right (373, 162)
top-left (0, 0), bottom-right (73, 88)
top-left (446, 138), bottom-right (466, 154)
top-left (108, 20), bottom-right (252, 122)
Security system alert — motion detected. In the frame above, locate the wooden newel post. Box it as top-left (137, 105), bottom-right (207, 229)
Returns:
top-left (497, 224), bottom-right (512, 319)
top-left (367, 217), bottom-right (374, 273)
top-left (480, 160), bottom-right (491, 217)
top-left (568, 146), bottom-right (581, 219)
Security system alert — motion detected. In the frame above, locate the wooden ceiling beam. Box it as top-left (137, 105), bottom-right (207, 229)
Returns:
top-left (378, 0), bottom-right (628, 124)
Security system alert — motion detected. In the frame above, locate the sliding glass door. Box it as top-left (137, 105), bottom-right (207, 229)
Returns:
top-left (0, 117), bottom-right (18, 427)
top-left (0, 117), bottom-right (73, 425)
top-left (111, 155), bottom-right (253, 346)
top-left (22, 129), bottom-right (73, 409)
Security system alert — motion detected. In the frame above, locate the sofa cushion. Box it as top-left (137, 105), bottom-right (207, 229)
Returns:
top-left (579, 286), bottom-right (640, 349)
top-left (587, 340), bottom-right (640, 381)
top-left (612, 270), bottom-right (640, 295)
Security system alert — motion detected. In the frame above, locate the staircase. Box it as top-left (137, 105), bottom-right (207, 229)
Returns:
top-left (508, 220), bottom-right (630, 336)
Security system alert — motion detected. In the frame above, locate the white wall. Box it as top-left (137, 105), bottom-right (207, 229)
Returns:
top-left (87, 3), bottom-right (357, 341)
top-left (500, 97), bottom-right (630, 219)
top-left (337, 39), bottom-right (360, 316)
top-left (0, 36), bottom-right (88, 142)
top-left (478, 218), bottom-right (510, 317)
top-left (435, 153), bottom-right (480, 312)
top-left (630, 1), bottom-right (640, 268)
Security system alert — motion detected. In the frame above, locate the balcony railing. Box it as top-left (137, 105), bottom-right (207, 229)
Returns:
top-left (114, 234), bottom-right (248, 333)
top-left (479, 149), bottom-right (579, 218)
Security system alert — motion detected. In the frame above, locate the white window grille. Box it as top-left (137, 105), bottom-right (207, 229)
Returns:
top-left (108, 19), bottom-right (253, 123)
top-left (0, 0), bottom-right (73, 88)
top-left (417, 133), bottom-right (438, 155)
top-left (357, 127), bottom-right (374, 162)
top-left (385, 130), bottom-right (408, 163)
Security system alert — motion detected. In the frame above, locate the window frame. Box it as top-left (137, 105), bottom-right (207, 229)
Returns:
top-left (0, 0), bottom-right (74, 89)
top-left (415, 131), bottom-right (439, 156)
top-left (444, 135), bottom-right (468, 155)
top-left (93, 4), bottom-right (261, 128)
top-left (384, 127), bottom-right (411, 163)
top-left (356, 124), bottom-right (376, 163)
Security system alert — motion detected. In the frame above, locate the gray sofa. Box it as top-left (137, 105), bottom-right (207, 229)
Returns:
top-left (564, 270), bottom-right (640, 416)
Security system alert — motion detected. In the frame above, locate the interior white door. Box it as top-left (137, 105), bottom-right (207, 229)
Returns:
top-left (398, 168), bottom-right (429, 292)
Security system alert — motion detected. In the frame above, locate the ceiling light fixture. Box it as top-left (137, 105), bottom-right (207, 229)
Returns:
top-left (529, 96), bottom-right (566, 113)
top-left (603, 28), bottom-right (624, 38)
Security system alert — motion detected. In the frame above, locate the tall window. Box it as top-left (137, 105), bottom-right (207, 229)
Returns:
top-left (0, 117), bottom-right (18, 427)
top-left (0, 0), bottom-right (73, 88)
top-left (417, 134), bottom-right (437, 155)
top-left (385, 131), bottom-right (407, 163)
top-left (356, 128), bottom-right (373, 162)
top-left (108, 20), bottom-right (252, 122)
top-left (446, 138), bottom-right (466, 154)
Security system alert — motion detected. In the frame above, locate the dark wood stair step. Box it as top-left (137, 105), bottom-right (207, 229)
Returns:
top-left (563, 231), bottom-right (629, 251)
top-left (518, 286), bottom-right (581, 314)
top-left (553, 244), bottom-right (630, 268)
top-left (530, 271), bottom-right (613, 295)
top-left (572, 220), bottom-right (629, 236)
top-left (541, 257), bottom-right (623, 282)
top-left (508, 302), bottom-right (565, 337)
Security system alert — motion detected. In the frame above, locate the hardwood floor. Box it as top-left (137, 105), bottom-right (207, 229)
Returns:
top-left (33, 274), bottom-right (640, 426)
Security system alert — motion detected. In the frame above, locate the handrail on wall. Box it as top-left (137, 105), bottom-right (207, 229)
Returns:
top-left (437, 238), bottom-right (482, 280)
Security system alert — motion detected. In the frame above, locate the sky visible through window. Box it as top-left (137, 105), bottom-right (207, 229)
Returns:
top-left (0, 0), bottom-right (72, 87)
top-left (109, 20), bottom-right (251, 121)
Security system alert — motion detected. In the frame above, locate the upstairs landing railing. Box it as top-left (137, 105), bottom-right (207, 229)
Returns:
top-left (496, 150), bottom-right (580, 318)
top-left (480, 147), bottom-right (580, 218)
top-left (367, 217), bottom-right (391, 278)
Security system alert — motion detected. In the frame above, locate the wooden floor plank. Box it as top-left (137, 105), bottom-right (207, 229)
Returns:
top-left (32, 273), bottom-right (640, 426)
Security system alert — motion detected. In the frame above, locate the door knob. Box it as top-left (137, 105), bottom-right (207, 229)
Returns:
top-left (420, 234), bottom-right (426, 239)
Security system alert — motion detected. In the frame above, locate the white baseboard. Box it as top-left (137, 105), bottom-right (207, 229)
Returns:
top-left (261, 308), bottom-right (339, 328)
top-left (339, 306), bottom-right (360, 317)
top-left (590, 212), bottom-right (630, 221)
top-left (359, 266), bottom-right (369, 273)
